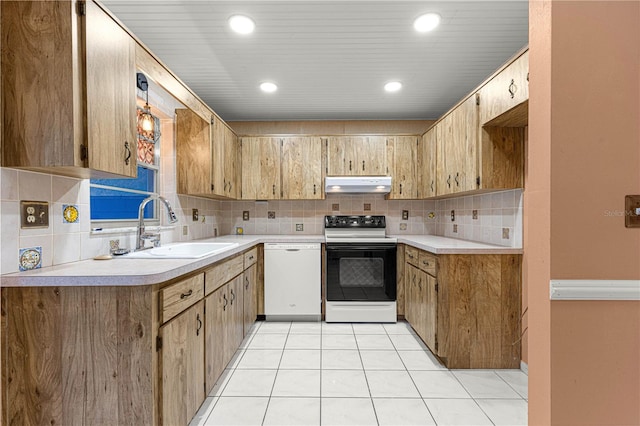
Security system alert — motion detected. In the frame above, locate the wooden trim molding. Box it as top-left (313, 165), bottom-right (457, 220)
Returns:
top-left (549, 280), bottom-right (640, 300)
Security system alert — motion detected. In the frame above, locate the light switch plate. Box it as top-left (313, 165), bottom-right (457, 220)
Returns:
top-left (192, 209), bottom-right (199, 221)
top-left (472, 210), bottom-right (478, 220)
top-left (625, 195), bottom-right (640, 228)
top-left (450, 210), bottom-right (455, 222)
top-left (21, 201), bottom-right (49, 229)
top-left (243, 211), bottom-right (250, 220)
top-left (402, 210), bottom-right (409, 220)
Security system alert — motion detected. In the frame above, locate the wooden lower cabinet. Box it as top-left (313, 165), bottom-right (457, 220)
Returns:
top-left (160, 300), bottom-right (205, 426)
top-left (403, 245), bottom-right (521, 369)
top-left (243, 264), bottom-right (258, 335)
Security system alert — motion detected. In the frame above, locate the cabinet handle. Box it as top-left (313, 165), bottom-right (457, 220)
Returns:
top-left (362, 160), bottom-right (365, 171)
top-left (223, 179), bottom-right (227, 191)
top-left (447, 175), bottom-right (451, 188)
top-left (249, 255), bottom-right (254, 260)
top-left (124, 141), bottom-right (131, 166)
top-left (196, 313), bottom-right (202, 336)
top-left (245, 276), bottom-right (249, 290)
top-left (180, 289), bottom-right (193, 299)
top-left (408, 253), bottom-right (414, 259)
top-left (430, 180), bottom-right (434, 193)
top-left (223, 294), bottom-right (227, 311)
top-left (508, 78), bottom-right (517, 99)
top-left (454, 173), bottom-right (459, 187)
top-left (230, 289), bottom-right (235, 304)
top-left (272, 184), bottom-right (276, 195)
top-left (349, 160), bottom-right (352, 171)
top-left (418, 278), bottom-right (422, 290)
top-left (313, 184), bottom-right (316, 195)
top-left (399, 183), bottom-right (403, 194)
top-left (229, 182), bottom-right (232, 192)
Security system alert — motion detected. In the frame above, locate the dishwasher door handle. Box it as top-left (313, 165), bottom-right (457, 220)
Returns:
top-left (285, 249), bottom-right (300, 252)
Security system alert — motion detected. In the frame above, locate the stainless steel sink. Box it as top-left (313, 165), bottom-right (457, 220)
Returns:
top-left (123, 242), bottom-right (239, 259)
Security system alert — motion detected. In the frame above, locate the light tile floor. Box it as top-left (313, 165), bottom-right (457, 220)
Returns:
top-left (190, 321), bottom-right (528, 426)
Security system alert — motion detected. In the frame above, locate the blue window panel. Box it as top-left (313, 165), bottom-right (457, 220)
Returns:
top-left (91, 166), bottom-right (155, 192)
top-left (90, 187), bottom-right (154, 220)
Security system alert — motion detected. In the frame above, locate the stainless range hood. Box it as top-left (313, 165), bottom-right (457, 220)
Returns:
top-left (325, 176), bottom-right (392, 194)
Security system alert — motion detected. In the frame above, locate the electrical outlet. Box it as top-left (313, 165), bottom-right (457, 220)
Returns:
top-left (402, 210), bottom-right (409, 220)
top-left (502, 228), bottom-right (510, 239)
top-left (182, 225), bottom-right (188, 236)
top-left (21, 201), bottom-right (49, 229)
top-left (472, 210), bottom-right (478, 220)
top-left (295, 224), bottom-right (304, 232)
top-left (243, 211), bottom-right (250, 220)
top-left (453, 224), bottom-right (458, 233)
top-left (192, 208), bottom-right (199, 221)
top-left (364, 203), bottom-right (371, 211)
top-left (268, 211), bottom-right (276, 219)
top-left (450, 210), bottom-right (455, 222)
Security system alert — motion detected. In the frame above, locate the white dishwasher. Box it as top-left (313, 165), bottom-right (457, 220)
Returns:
top-left (264, 243), bottom-right (321, 321)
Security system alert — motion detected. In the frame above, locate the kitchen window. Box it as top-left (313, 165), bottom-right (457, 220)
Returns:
top-left (90, 108), bottom-right (160, 222)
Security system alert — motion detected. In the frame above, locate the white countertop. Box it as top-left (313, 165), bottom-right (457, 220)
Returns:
top-left (0, 234), bottom-right (520, 288)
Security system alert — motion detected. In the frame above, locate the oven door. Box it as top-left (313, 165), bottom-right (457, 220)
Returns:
top-left (325, 242), bottom-right (397, 302)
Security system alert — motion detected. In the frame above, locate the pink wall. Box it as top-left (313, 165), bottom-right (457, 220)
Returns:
top-left (529, 1), bottom-right (640, 425)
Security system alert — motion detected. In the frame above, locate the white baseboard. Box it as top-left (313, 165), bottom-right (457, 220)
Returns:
top-left (520, 361), bottom-right (528, 375)
top-left (550, 280), bottom-right (640, 300)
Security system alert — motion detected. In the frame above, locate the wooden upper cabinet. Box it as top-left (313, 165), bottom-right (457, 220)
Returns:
top-left (281, 137), bottom-right (324, 199)
top-left (2, 1), bottom-right (137, 178)
top-left (241, 137), bottom-right (282, 199)
top-left (420, 129), bottom-right (437, 198)
top-left (478, 50), bottom-right (529, 126)
top-left (326, 136), bottom-right (386, 176)
top-left (436, 96), bottom-right (479, 196)
top-left (211, 117), bottom-right (239, 198)
top-left (176, 109), bottom-right (212, 196)
top-left (387, 136), bottom-right (419, 199)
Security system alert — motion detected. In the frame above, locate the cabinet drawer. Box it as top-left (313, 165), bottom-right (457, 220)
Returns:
top-left (205, 254), bottom-right (244, 296)
top-left (160, 273), bottom-right (204, 323)
top-left (418, 251), bottom-right (437, 276)
top-left (405, 246), bottom-right (419, 267)
top-left (244, 247), bottom-right (258, 269)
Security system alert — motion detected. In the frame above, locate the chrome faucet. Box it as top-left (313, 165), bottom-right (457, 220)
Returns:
top-left (136, 194), bottom-right (178, 250)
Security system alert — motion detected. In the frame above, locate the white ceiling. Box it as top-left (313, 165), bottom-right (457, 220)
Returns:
top-left (102, 1), bottom-right (528, 121)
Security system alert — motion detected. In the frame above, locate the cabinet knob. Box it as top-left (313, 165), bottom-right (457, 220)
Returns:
top-left (508, 78), bottom-right (517, 99)
top-left (124, 141), bottom-right (132, 166)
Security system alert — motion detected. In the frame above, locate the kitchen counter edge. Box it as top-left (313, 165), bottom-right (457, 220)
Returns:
top-left (1, 234), bottom-right (521, 288)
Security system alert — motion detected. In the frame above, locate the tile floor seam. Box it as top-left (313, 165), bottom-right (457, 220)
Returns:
top-left (353, 328), bottom-right (381, 426)
top-left (261, 322), bottom-right (291, 425)
top-left (495, 370), bottom-right (527, 401)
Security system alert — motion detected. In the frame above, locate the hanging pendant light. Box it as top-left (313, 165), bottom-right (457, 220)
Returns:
top-left (136, 72), bottom-right (154, 132)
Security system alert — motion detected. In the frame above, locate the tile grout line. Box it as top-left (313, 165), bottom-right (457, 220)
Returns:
top-left (494, 370), bottom-right (528, 401)
top-left (353, 325), bottom-right (381, 426)
top-left (261, 321), bottom-right (292, 426)
top-left (449, 369), bottom-right (497, 426)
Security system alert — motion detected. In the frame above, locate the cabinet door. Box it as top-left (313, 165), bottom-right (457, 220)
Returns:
top-left (450, 96), bottom-right (478, 193)
top-left (479, 50), bottom-right (529, 125)
top-left (424, 274), bottom-right (438, 353)
top-left (205, 286), bottom-right (228, 394)
top-left (387, 136), bottom-right (418, 199)
top-left (326, 137), bottom-right (353, 175)
top-left (176, 109), bottom-right (212, 196)
top-left (85, 1), bottom-right (137, 177)
top-left (211, 117), bottom-right (226, 196)
top-left (226, 275), bottom-right (245, 361)
top-left (414, 268), bottom-right (428, 342)
top-left (420, 129), bottom-right (437, 198)
top-left (404, 264), bottom-right (416, 327)
top-left (243, 264), bottom-right (257, 336)
top-left (160, 301), bottom-right (205, 426)
top-left (435, 117), bottom-right (453, 196)
top-left (360, 136), bottom-right (387, 176)
top-left (225, 127), bottom-right (240, 198)
top-left (241, 137), bottom-right (281, 199)
top-left (281, 137), bottom-right (323, 199)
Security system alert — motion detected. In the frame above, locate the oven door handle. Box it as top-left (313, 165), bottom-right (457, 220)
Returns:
top-left (325, 244), bottom-right (397, 251)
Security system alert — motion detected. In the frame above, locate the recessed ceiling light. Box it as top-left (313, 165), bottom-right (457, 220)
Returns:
top-left (414, 13), bottom-right (441, 33)
top-left (229, 15), bottom-right (255, 34)
top-left (384, 81), bottom-right (402, 92)
top-left (260, 82), bottom-right (278, 93)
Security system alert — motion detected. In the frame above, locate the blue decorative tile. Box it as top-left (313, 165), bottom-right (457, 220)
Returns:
top-left (19, 246), bottom-right (42, 271)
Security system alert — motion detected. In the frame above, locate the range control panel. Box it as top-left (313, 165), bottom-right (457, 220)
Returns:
top-left (324, 215), bottom-right (386, 228)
